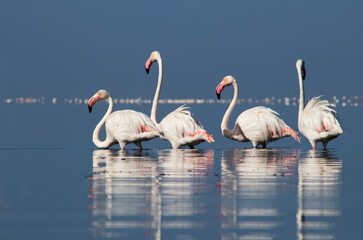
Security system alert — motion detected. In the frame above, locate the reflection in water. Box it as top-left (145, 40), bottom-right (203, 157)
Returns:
top-left (88, 149), bottom-right (214, 239)
top-left (220, 149), bottom-right (300, 240)
top-left (88, 149), bottom-right (342, 239)
top-left (89, 150), bottom-right (159, 239)
top-left (297, 151), bottom-right (342, 240)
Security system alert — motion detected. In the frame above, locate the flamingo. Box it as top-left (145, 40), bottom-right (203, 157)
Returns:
top-left (296, 59), bottom-right (343, 150)
top-left (87, 89), bottom-right (161, 150)
top-left (216, 75), bottom-right (300, 148)
top-left (145, 51), bottom-right (214, 149)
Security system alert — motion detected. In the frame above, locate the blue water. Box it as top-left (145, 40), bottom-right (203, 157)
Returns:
top-left (0, 103), bottom-right (361, 239)
top-left (0, 148), bottom-right (361, 239)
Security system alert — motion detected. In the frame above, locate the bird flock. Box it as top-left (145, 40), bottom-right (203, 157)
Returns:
top-left (88, 51), bottom-right (343, 151)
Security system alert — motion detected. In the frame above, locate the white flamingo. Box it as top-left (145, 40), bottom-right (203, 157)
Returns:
top-left (296, 59), bottom-right (343, 150)
top-left (145, 51), bottom-right (214, 149)
top-left (216, 75), bottom-right (300, 148)
top-left (88, 89), bottom-right (161, 150)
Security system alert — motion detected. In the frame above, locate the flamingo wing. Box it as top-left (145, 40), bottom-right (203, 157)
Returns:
top-left (301, 96), bottom-right (342, 134)
top-left (159, 105), bottom-right (214, 148)
top-left (106, 110), bottom-right (161, 142)
top-left (236, 106), bottom-right (299, 145)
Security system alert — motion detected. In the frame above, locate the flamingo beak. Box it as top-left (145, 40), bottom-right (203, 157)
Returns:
top-left (216, 82), bottom-right (225, 100)
top-left (216, 92), bottom-right (221, 100)
top-left (145, 58), bottom-right (152, 74)
top-left (301, 67), bottom-right (306, 80)
top-left (87, 93), bottom-right (100, 113)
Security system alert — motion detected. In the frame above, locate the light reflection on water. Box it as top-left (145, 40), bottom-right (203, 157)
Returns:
top-left (88, 149), bottom-right (215, 239)
top-left (220, 149), bottom-right (299, 240)
top-left (2, 95), bottom-right (362, 108)
top-left (297, 151), bottom-right (342, 240)
top-left (88, 149), bottom-right (342, 239)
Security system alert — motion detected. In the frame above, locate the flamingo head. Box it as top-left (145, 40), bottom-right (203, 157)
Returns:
top-left (296, 59), bottom-right (306, 80)
top-left (87, 89), bottom-right (110, 113)
top-left (145, 51), bottom-right (161, 74)
top-left (216, 75), bottom-right (235, 100)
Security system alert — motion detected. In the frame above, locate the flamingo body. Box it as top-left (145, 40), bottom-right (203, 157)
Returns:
top-left (296, 60), bottom-right (343, 150)
top-left (216, 76), bottom-right (300, 148)
top-left (158, 105), bottom-right (214, 149)
top-left (145, 51), bottom-right (214, 149)
top-left (88, 90), bottom-right (161, 150)
top-left (234, 106), bottom-right (300, 146)
top-left (105, 110), bottom-right (160, 148)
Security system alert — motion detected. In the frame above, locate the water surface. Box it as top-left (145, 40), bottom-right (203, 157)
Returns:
top-left (0, 102), bottom-right (361, 239)
top-left (87, 148), bottom-right (348, 240)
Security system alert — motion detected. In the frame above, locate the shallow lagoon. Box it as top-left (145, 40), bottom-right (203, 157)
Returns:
top-left (0, 102), bottom-right (361, 239)
top-left (0, 147), bottom-right (362, 239)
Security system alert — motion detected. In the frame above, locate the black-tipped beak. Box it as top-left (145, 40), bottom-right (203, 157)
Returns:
top-left (301, 67), bottom-right (306, 80)
top-left (88, 105), bottom-right (92, 113)
top-left (145, 68), bottom-right (149, 74)
top-left (216, 92), bottom-right (221, 100)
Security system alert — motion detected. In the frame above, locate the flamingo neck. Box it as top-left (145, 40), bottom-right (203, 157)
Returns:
top-left (298, 68), bottom-right (305, 120)
top-left (151, 55), bottom-right (163, 124)
top-left (93, 95), bottom-right (114, 148)
top-left (221, 80), bottom-right (238, 139)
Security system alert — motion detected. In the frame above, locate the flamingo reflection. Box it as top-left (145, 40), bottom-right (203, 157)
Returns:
top-left (88, 149), bottom-right (214, 239)
top-left (220, 148), bottom-right (299, 239)
top-left (297, 150), bottom-right (342, 240)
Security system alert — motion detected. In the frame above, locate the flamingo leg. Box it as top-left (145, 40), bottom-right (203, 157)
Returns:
top-left (310, 140), bottom-right (316, 150)
top-left (323, 142), bottom-right (328, 151)
top-left (119, 142), bottom-right (126, 151)
top-left (135, 142), bottom-right (143, 150)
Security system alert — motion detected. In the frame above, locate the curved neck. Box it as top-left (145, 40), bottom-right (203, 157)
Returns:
top-left (93, 95), bottom-right (114, 148)
top-left (221, 80), bottom-right (238, 139)
top-left (297, 68), bottom-right (305, 120)
top-left (151, 55), bottom-right (163, 124)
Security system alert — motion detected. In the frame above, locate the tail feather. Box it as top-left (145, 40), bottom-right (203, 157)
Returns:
top-left (189, 129), bottom-right (214, 143)
top-left (188, 130), bottom-right (214, 143)
top-left (202, 130), bottom-right (215, 143)
top-left (282, 127), bottom-right (300, 143)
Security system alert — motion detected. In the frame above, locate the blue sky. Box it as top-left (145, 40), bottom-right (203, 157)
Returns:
top-left (0, 1), bottom-right (362, 100)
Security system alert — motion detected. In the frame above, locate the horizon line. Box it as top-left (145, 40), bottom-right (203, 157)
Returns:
top-left (0, 95), bottom-right (361, 107)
